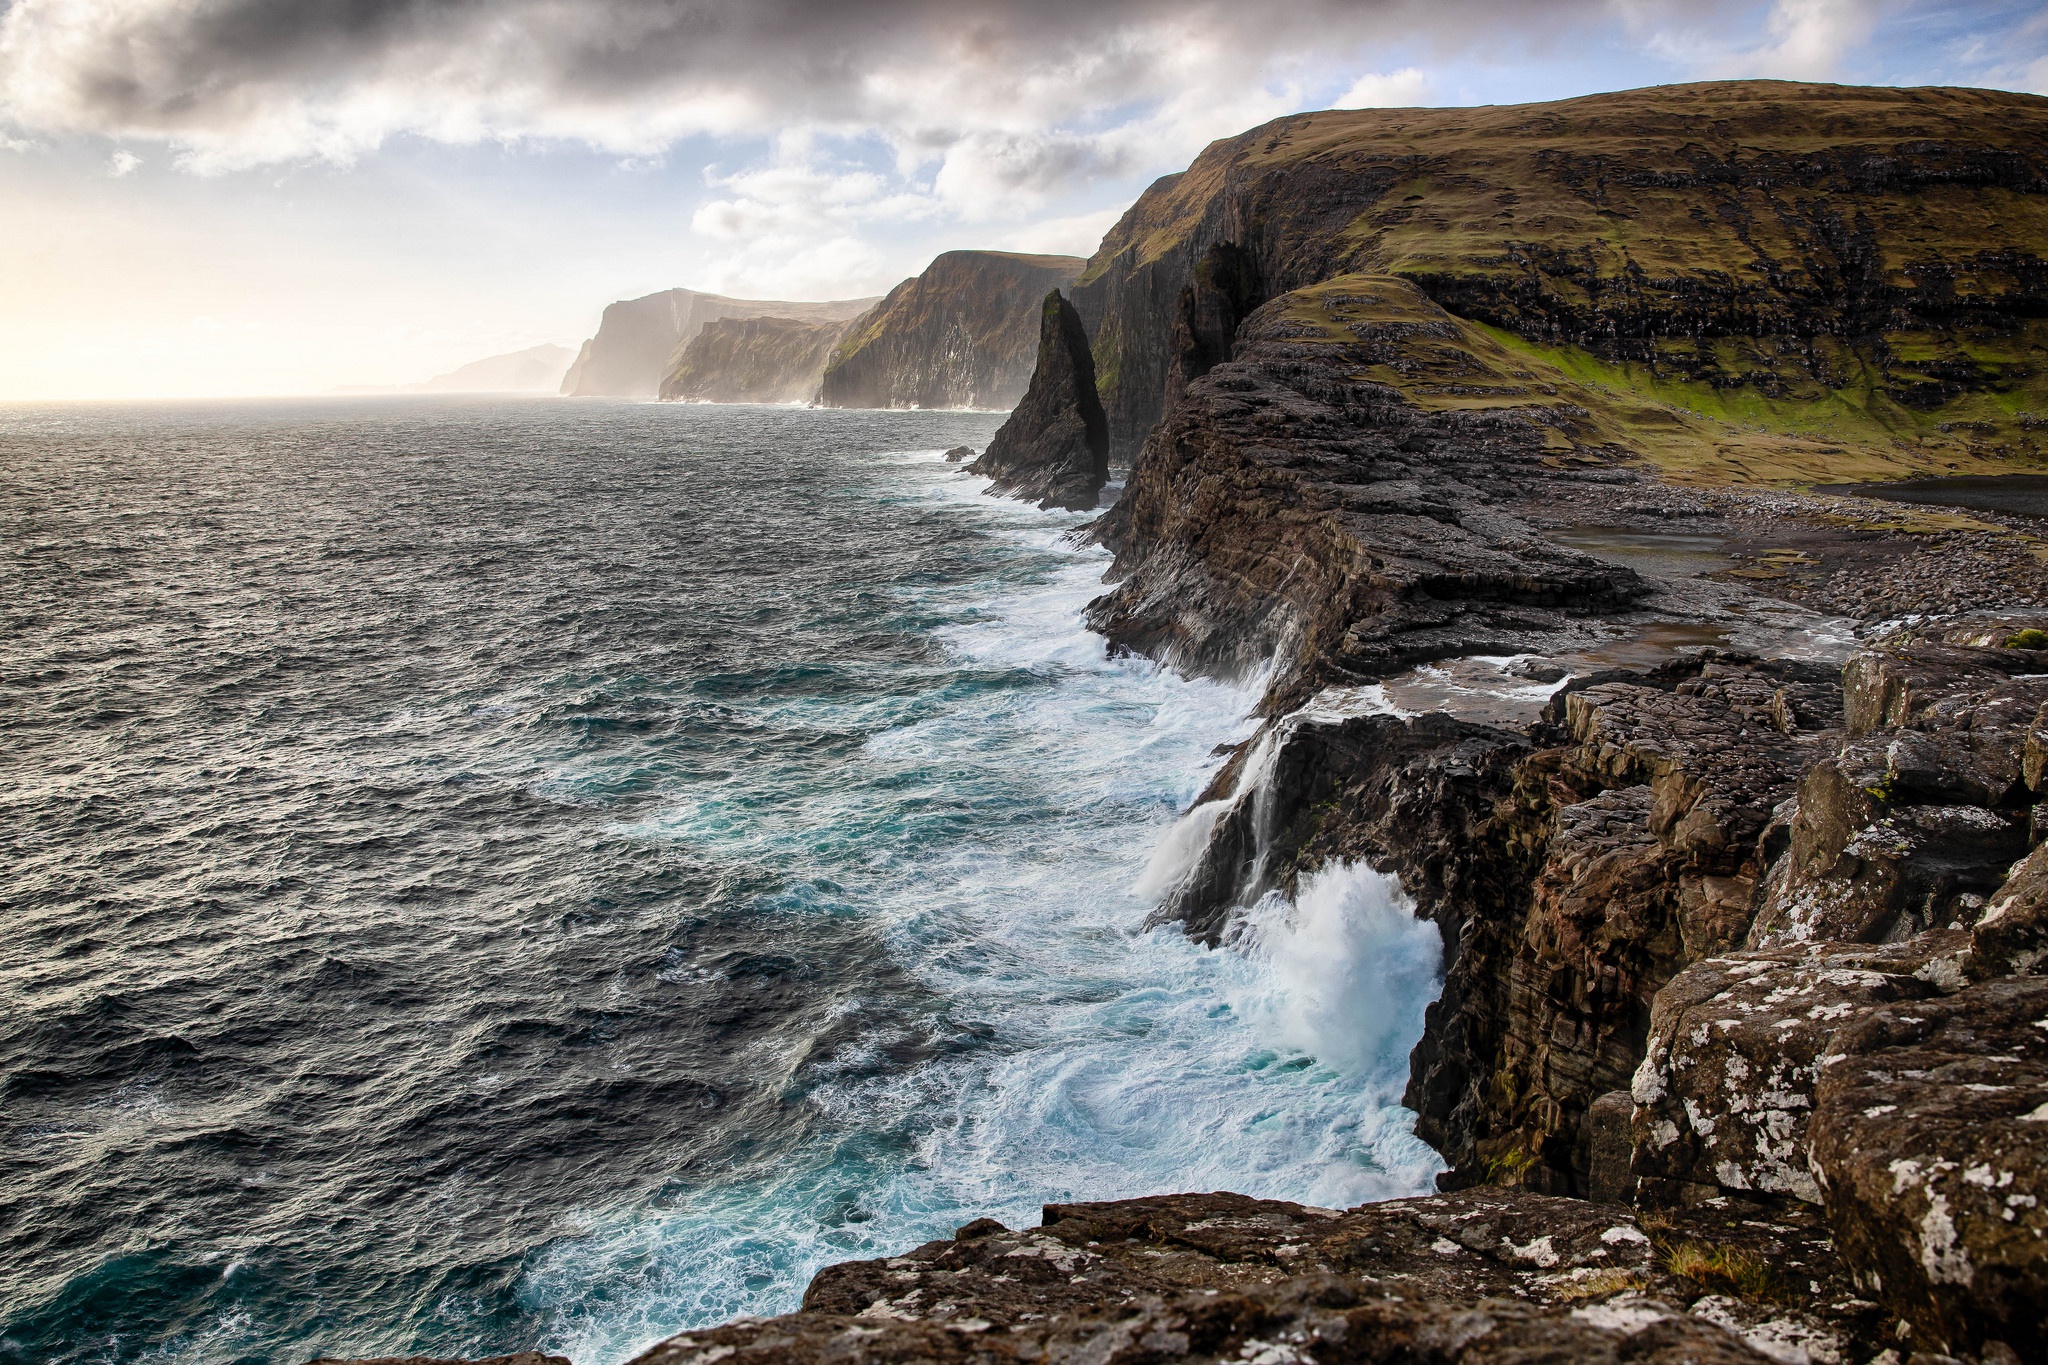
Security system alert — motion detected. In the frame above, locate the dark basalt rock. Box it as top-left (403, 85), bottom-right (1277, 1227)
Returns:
top-left (1810, 976), bottom-right (2048, 1359)
top-left (967, 292), bottom-right (1109, 511)
top-left (624, 1190), bottom-right (1874, 1365)
top-left (1968, 843), bottom-right (2048, 980)
top-left (943, 445), bottom-right (976, 463)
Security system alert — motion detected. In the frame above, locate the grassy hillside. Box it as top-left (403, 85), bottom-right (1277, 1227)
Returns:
top-left (1076, 80), bottom-right (2048, 481)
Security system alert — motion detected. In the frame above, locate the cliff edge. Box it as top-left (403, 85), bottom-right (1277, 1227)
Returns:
top-left (658, 315), bottom-right (855, 404)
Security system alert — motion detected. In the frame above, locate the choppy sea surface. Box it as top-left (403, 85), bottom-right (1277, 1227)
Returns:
top-left (0, 397), bottom-right (1443, 1365)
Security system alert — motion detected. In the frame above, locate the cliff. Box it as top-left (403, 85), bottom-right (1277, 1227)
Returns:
top-left (415, 344), bottom-right (575, 394)
top-left (818, 251), bottom-right (1085, 409)
top-left (561, 290), bottom-right (878, 399)
top-left (325, 82), bottom-right (2048, 1365)
top-left (965, 292), bottom-right (1109, 509)
top-left (658, 315), bottom-right (854, 404)
top-left (1066, 79), bottom-right (2048, 471)
top-left (1043, 78), bottom-right (2048, 1359)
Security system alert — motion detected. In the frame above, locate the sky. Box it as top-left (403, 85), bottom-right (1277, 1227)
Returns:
top-left (1, 0), bottom-right (2045, 399)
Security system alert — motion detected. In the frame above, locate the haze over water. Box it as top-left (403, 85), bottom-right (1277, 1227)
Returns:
top-left (0, 398), bottom-right (1442, 1365)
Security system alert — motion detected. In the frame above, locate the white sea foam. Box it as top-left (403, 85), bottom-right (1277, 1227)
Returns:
top-left (1230, 862), bottom-right (1443, 1083)
top-left (523, 447), bottom-right (1446, 1365)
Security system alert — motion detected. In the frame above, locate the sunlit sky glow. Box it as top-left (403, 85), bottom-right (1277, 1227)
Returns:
top-left (2, 0), bottom-right (2044, 399)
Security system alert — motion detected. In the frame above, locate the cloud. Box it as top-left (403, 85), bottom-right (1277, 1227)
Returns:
top-left (0, 0), bottom-right (1642, 171)
top-left (1333, 67), bottom-right (1434, 108)
top-left (1639, 0), bottom-right (1883, 80)
top-left (109, 149), bottom-right (141, 176)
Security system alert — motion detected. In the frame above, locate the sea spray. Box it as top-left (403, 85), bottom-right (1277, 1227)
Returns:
top-left (1228, 862), bottom-right (1443, 1084)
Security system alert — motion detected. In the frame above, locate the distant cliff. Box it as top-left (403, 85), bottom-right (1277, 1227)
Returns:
top-left (415, 344), bottom-right (575, 394)
top-left (659, 316), bottom-right (854, 404)
top-left (818, 251), bottom-right (1084, 410)
top-left (561, 290), bottom-right (878, 399)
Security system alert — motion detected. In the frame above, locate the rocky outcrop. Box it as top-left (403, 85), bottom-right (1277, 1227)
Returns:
top-left (1810, 976), bottom-right (2048, 1359)
top-left (1629, 934), bottom-right (1966, 1207)
top-left (562, 290), bottom-right (877, 399)
top-left (1084, 276), bottom-right (1651, 698)
top-left (658, 315), bottom-right (854, 404)
top-left (819, 252), bottom-right (1084, 410)
top-left (616, 1189), bottom-right (1880, 1365)
top-left (966, 292), bottom-right (1108, 510)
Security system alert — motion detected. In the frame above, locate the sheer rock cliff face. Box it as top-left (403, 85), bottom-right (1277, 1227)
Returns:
top-left (965, 293), bottom-right (1109, 510)
top-left (658, 315), bottom-right (855, 404)
top-left (1066, 80), bottom-right (2048, 467)
top-left (819, 251), bottom-right (1084, 410)
top-left (562, 289), bottom-right (877, 399)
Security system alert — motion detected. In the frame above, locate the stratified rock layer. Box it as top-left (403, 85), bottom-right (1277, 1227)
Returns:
top-left (967, 292), bottom-right (1108, 511)
top-left (820, 252), bottom-right (1084, 410)
top-left (1068, 80), bottom-right (2048, 471)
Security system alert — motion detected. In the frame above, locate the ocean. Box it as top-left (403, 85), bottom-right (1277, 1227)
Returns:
top-left (0, 397), bottom-right (1443, 1365)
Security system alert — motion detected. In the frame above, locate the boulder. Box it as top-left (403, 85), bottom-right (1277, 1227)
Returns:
top-left (1630, 936), bottom-right (1965, 1206)
top-left (1810, 975), bottom-right (2048, 1358)
top-left (1967, 843), bottom-right (2048, 981)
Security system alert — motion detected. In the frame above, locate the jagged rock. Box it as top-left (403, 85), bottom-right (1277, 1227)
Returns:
top-left (1751, 642), bottom-right (2048, 948)
top-left (820, 252), bottom-right (1084, 410)
top-left (1810, 976), bottom-right (2048, 1359)
top-left (1586, 1090), bottom-right (1637, 1205)
top-left (1967, 843), bottom-right (2048, 980)
top-left (942, 445), bottom-right (975, 463)
top-left (1629, 935), bottom-right (1967, 1207)
top-left (968, 292), bottom-right (1109, 511)
top-left (624, 1191), bottom-right (1876, 1365)
top-left (1087, 279), bottom-right (1651, 694)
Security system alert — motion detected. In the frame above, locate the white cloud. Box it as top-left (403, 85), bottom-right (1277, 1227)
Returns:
top-left (1642, 0), bottom-right (1881, 80)
top-left (109, 149), bottom-right (140, 176)
top-left (1333, 67), bottom-right (1434, 109)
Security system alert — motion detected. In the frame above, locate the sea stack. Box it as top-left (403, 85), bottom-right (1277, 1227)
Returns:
top-left (968, 292), bottom-right (1109, 512)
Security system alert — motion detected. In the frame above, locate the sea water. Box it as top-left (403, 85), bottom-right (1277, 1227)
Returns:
top-left (0, 397), bottom-right (1443, 1365)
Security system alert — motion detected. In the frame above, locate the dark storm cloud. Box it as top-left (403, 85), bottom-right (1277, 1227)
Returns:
top-left (1, 0), bottom-right (1666, 156)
